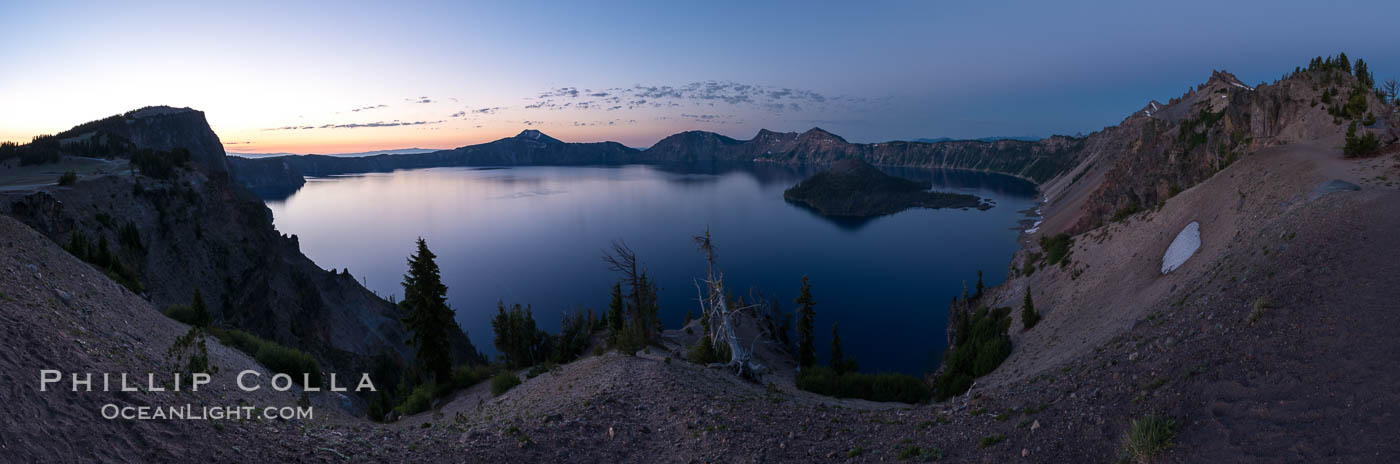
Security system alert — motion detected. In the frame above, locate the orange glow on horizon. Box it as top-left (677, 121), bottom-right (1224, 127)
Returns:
top-left (216, 120), bottom-right (714, 154)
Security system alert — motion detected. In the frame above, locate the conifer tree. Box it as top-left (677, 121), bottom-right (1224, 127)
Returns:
top-left (1021, 288), bottom-right (1040, 330)
top-left (607, 281), bottom-right (625, 346)
top-left (830, 322), bottom-right (845, 374)
top-left (401, 237), bottom-right (455, 381)
top-left (491, 302), bottom-right (543, 368)
top-left (191, 288), bottom-right (211, 328)
top-left (1355, 58), bottom-right (1373, 88)
top-left (974, 270), bottom-right (985, 300)
top-left (795, 275), bottom-right (817, 368)
top-left (604, 240), bottom-right (659, 349)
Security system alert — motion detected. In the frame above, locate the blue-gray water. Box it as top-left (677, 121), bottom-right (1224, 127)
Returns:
top-left (263, 163), bottom-right (1036, 374)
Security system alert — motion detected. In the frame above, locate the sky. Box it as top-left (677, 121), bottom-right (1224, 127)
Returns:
top-left (2, 0), bottom-right (1399, 153)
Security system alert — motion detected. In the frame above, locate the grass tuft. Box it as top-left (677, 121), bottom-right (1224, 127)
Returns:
top-left (1122, 414), bottom-right (1177, 463)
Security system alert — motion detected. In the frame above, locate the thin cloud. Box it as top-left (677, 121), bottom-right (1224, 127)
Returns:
top-left (351, 104), bottom-right (388, 112)
top-left (523, 81), bottom-right (870, 115)
top-left (263, 120), bottom-right (445, 131)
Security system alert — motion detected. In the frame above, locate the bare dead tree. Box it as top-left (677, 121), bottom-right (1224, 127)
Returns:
top-left (603, 240), bottom-right (642, 343)
top-left (602, 240), bottom-right (639, 294)
top-left (1383, 77), bottom-right (1399, 105)
top-left (692, 228), bottom-right (764, 380)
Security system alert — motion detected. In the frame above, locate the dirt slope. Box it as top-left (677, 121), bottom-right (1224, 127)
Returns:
top-left (968, 119), bottom-right (1400, 461)
top-left (0, 214), bottom-right (336, 462)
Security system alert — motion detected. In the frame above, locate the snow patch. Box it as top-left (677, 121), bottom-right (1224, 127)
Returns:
top-left (1161, 221), bottom-right (1201, 274)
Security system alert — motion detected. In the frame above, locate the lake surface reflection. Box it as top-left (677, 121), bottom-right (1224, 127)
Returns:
top-left (264, 163), bottom-right (1036, 374)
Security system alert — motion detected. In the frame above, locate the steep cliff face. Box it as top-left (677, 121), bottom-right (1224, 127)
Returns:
top-left (54, 106), bottom-right (230, 173)
top-left (3, 109), bottom-right (482, 374)
top-left (1056, 68), bottom-right (1396, 234)
top-left (226, 155), bottom-right (306, 197)
top-left (646, 127), bottom-right (1086, 183)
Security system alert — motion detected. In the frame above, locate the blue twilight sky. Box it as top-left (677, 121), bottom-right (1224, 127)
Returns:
top-left (2, 0), bottom-right (1398, 153)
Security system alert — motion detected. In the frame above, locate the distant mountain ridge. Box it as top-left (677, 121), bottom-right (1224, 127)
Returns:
top-left (229, 148), bottom-right (440, 158)
top-left (230, 126), bottom-right (1084, 192)
top-left (913, 136), bottom-right (1042, 143)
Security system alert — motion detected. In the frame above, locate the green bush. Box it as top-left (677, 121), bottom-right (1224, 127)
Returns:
top-left (491, 372), bottom-right (521, 396)
top-left (1122, 414), bottom-right (1177, 462)
top-left (687, 336), bottom-right (728, 364)
top-left (525, 362), bottom-right (555, 379)
top-left (163, 304), bottom-right (198, 325)
top-left (1039, 233), bottom-right (1073, 266)
top-left (1343, 121), bottom-right (1381, 158)
top-left (395, 381), bottom-right (435, 416)
top-left (57, 171), bottom-right (77, 186)
top-left (450, 364), bottom-right (494, 391)
top-left (1112, 203), bottom-right (1142, 222)
top-left (211, 328), bottom-right (322, 388)
top-left (796, 366), bottom-right (931, 404)
top-left (934, 307), bottom-right (1013, 400)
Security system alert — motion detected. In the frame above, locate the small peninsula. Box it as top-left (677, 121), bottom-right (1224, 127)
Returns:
top-left (783, 158), bottom-right (990, 217)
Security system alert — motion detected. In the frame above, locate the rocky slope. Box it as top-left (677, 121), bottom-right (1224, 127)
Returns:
top-left (0, 214), bottom-right (323, 462)
top-left (943, 60), bottom-right (1400, 461)
top-left (1037, 69), bottom-right (1397, 236)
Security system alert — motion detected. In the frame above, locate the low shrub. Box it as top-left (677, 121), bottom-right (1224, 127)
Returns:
top-left (687, 336), bottom-right (730, 365)
top-left (395, 381), bottom-right (435, 416)
top-left (934, 306), bottom-right (1013, 400)
top-left (1343, 121), bottom-right (1381, 157)
top-left (449, 364), bottom-right (494, 391)
top-left (211, 328), bottom-right (322, 388)
top-left (525, 362), bottom-right (555, 379)
top-left (491, 372), bottom-right (521, 396)
top-left (1122, 414), bottom-right (1177, 463)
top-left (1039, 233), bottom-right (1073, 266)
top-left (57, 171), bottom-right (78, 186)
top-left (163, 304), bottom-right (198, 325)
top-left (796, 366), bottom-right (931, 404)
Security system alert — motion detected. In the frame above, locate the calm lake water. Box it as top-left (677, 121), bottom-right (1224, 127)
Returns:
top-left (263, 163), bottom-right (1037, 374)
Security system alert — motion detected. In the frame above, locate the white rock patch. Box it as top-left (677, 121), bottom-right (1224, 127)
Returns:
top-left (1161, 221), bottom-right (1201, 274)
